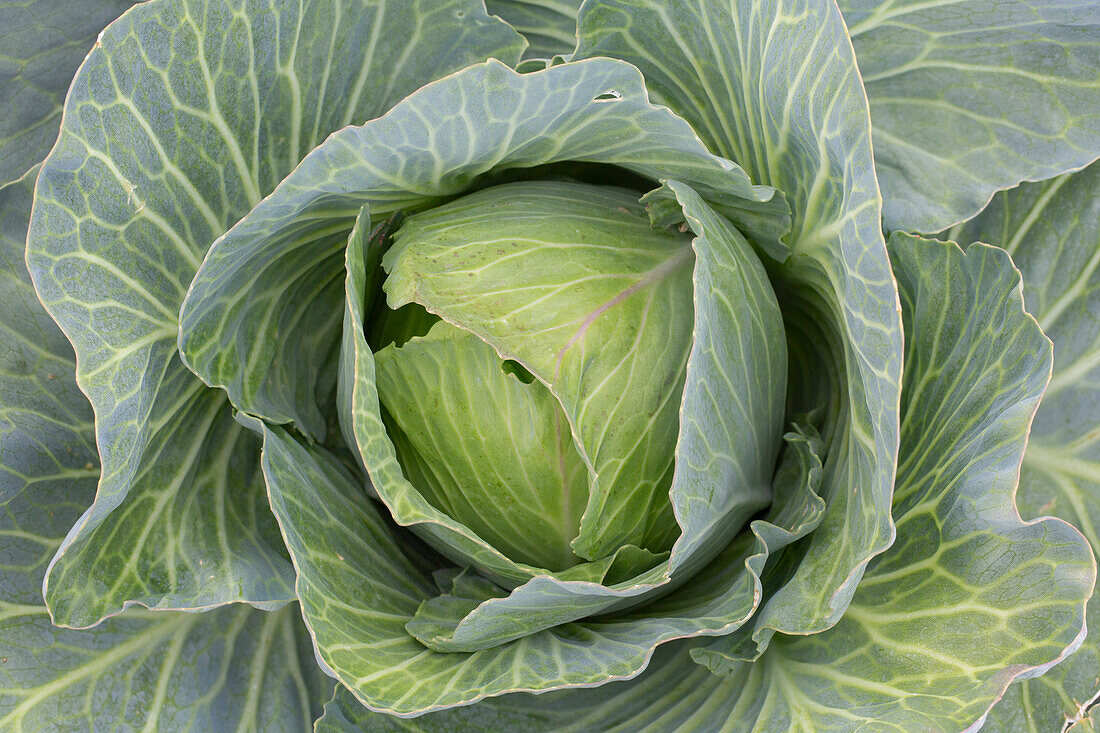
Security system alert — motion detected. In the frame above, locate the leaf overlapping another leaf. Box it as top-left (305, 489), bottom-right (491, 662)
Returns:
top-left (486, 0), bottom-right (584, 59)
top-left (0, 171), bottom-right (97, 508)
top-left (0, 0), bottom-right (1097, 730)
top-left (178, 56), bottom-right (787, 440)
top-left (179, 59), bottom-right (793, 680)
top-left (953, 161), bottom-right (1100, 731)
top-left (574, 0), bottom-right (903, 639)
top-left (256, 414), bottom-right (824, 717)
top-left (328, 231), bottom-right (1093, 733)
top-left (0, 0), bottom-right (137, 187)
top-left (0, 166), bottom-right (332, 733)
top-left (840, 0), bottom-right (1100, 232)
top-left (23, 0), bottom-right (525, 627)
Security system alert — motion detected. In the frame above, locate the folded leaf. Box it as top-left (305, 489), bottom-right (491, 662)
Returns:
top-left (574, 0), bottom-right (902, 638)
top-left (374, 318), bottom-right (592, 571)
top-left (950, 161), bottom-right (1100, 731)
top-left (331, 233), bottom-right (1094, 731)
top-left (24, 0), bottom-right (522, 626)
top-left (690, 424), bottom-right (826, 671)
top-left (697, 235), bottom-right (1092, 731)
top-left (0, 166), bottom-right (331, 732)
top-left (310, 642), bottom-right (715, 732)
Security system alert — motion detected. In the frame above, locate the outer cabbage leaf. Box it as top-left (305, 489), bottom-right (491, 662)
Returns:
top-left (840, 0), bottom-right (1100, 232)
top-left (0, 0), bottom-right (137, 186)
top-left (574, 0), bottom-right (902, 638)
top-left (317, 233), bottom-right (1093, 732)
top-left (310, 643), bottom-right (712, 733)
top-left (23, 0), bottom-right (524, 627)
top-left (952, 161), bottom-right (1100, 731)
top-left (697, 236), bottom-right (1091, 731)
top-left (0, 168), bottom-right (331, 732)
top-left (0, 171), bottom-right (98, 507)
top-left (485, 0), bottom-right (583, 59)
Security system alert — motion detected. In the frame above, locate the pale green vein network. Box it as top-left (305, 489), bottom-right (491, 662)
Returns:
top-left (0, 170), bottom-right (97, 507)
top-left (573, 0), bottom-right (903, 637)
top-left (5, 0), bottom-right (1093, 730)
top-left (951, 161), bottom-right (1100, 731)
top-left (323, 234), bottom-right (1094, 733)
top-left (0, 165), bottom-right (331, 733)
top-left (839, 0), bottom-right (1100, 232)
top-left (0, 0), bottom-right (138, 187)
top-left (726, 235), bottom-right (1093, 732)
top-left (23, 0), bottom-right (525, 626)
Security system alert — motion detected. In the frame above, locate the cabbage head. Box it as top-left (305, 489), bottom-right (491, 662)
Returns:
top-left (2, 1), bottom-right (1100, 731)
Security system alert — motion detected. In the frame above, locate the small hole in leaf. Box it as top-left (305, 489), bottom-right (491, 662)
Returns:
top-left (502, 360), bottom-right (536, 384)
top-left (455, 9), bottom-right (465, 17)
top-left (594, 90), bottom-right (623, 102)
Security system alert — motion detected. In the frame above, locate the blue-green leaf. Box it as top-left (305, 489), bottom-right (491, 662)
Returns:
top-left (0, 165), bottom-right (331, 733)
top-left (485, 0), bottom-right (583, 59)
top-left (0, 170), bottom-right (97, 507)
top-left (689, 424), bottom-right (826, 672)
top-left (0, 0), bottom-right (136, 186)
top-left (574, 0), bottom-right (902, 638)
top-left (841, 0), bottom-right (1100, 232)
top-left (951, 161), bottom-right (1100, 731)
top-left (24, 0), bottom-right (523, 627)
top-left (699, 235), bottom-right (1092, 731)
